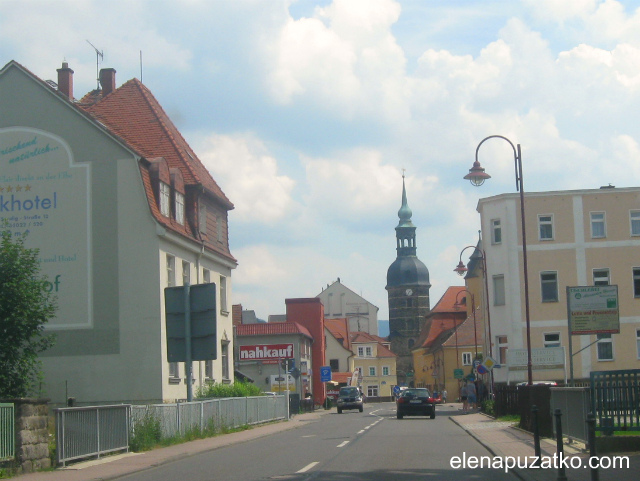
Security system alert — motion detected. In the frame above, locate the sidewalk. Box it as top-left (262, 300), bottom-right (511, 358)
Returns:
top-left (449, 405), bottom-right (640, 481)
top-left (15, 410), bottom-right (332, 481)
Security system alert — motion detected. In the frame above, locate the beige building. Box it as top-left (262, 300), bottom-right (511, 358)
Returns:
top-left (478, 186), bottom-right (640, 384)
top-left (317, 278), bottom-right (379, 336)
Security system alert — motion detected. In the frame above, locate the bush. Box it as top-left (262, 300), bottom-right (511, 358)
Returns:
top-left (481, 398), bottom-right (495, 417)
top-left (130, 410), bottom-right (162, 452)
top-left (196, 381), bottom-right (263, 399)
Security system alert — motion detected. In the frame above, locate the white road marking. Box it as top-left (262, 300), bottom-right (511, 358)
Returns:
top-left (337, 441), bottom-right (350, 447)
top-left (357, 430), bottom-right (365, 434)
top-left (297, 462), bottom-right (319, 473)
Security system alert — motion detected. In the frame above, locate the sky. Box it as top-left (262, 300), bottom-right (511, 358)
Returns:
top-left (3, 0), bottom-right (640, 322)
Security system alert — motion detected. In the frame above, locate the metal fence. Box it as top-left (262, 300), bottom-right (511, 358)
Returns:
top-left (494, 384), bottom-right (519, 416)
top-left (56, 395), bottom-right (287, 466)
top-left (590, 369), bottom-right (640, 432)
top-left (0, 403), bottom-right (14, 462)
top-left (129, 395), bottom-right (287, 438)
top-left (55, 404), bottom-right (131, 467)
top-left (550, 387), bottom-right (590, 443)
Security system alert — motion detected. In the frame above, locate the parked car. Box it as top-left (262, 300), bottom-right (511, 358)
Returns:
top-left (336, 386), bottom-right (364, 414)
top-left (396, 388), bottom-right (436, 419)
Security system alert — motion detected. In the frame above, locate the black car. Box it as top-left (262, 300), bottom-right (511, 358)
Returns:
top-left (336, 386), bottom-right (364, 414)
top-left (396, 388), bottom-right (436, 419)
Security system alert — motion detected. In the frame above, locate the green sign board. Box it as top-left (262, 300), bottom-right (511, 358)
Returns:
top-left (454, 369), bottom-right (464, 379)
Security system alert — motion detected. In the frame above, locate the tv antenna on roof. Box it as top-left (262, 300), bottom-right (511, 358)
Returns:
top-left (86, 40), bottom-right (103, 90)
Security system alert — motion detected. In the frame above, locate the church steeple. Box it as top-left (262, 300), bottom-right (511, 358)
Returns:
top-left (395, 174), bottom-right (417, 256)
top-left (386, 174), bottom-right (431, 387)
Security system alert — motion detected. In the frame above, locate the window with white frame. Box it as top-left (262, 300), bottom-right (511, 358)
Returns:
top-left (382, 366), bottom-right (390, 376)
top-left (182, 261), bottom-right (190, 286)
top-left (166, 254), bottom-right (175, 287)
top-left (221, 341), bottom-right (230, 379)
top-left (543, 332), bottom-right (561, 348)
top-left (159, 181), bottom-right (171, 217)
top-left (330, 359), bottom-right (339, 371)
top-left (365, 346), bottom-right (372, 357)
top-left (637, 329), bottom-right (640, 359)
top-left (367, 385), bottom-right (379, 397)
top-left (220, 275), bottom-right (228, 312)
top-left (357, 346), bottom-right (364, 357)
top-left (631, 211), bottom-right (640, 236)
top-left (633, 268), bottom-right (640, 297)
top-left (593, 268), bottom-right (610, 286)
top-left (462, 352), bottom-right (472, 366)
top-left (541, 271), bottom-right (559, 302)
top-left (497, 336), bottom-right (508, 364)
top-left (169, 362), bottom-right (179, 379)
top-left (491, 219), bottom-right (502, 244)
top-left (205, 360), bottom-right (213, 379)
top-left (596, 334), bottom-right (613, 361)
top-left (369, 366), bottom-right (376, 376)
top-left (539, 215), bottom-right (554, 240)
top-left (590, 212), bottom-right (606, 238)
top-left (493, 275), bottom-right (505, 306)
top-left (175, 191), bottom-right (185, 225)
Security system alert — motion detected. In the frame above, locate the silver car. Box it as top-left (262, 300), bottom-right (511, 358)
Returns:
top-left (336, 386), bottom-right (364, 414)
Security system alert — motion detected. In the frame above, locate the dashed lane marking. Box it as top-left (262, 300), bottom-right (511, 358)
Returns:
top-left (296, 462), bottom-right (319, 473)
top-left (337, 441), bottom-right (350, 447)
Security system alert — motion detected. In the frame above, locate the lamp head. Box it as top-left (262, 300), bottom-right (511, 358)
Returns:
top-left (454, 260), bottom-right (468, 276)
top-left (464, 160), bottom-right (491, 186)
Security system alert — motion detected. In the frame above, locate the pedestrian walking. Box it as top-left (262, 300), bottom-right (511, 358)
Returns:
top-left (466, 380), bottom-right (477, 411)
top-left (460, 383), bottom-right (468, 412)
top-left (442, 389), bottom-right (447, 403)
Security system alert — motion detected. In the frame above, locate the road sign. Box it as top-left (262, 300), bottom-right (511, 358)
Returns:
top-left (392, 385), bottom-right (401, 396)
top-left (165, 283), bottom-right (217, 362)
top-left (320, 366), bottom-right (332, 382)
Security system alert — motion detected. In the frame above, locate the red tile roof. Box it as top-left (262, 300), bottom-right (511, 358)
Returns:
top-left (79, 80), bottom-right (232, 208)
top-left (325, 318), bottom-right (351, 350)
top-left (235, 322), bottom-right (313, 339)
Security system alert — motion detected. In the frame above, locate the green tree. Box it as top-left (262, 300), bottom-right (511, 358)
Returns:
top-left (0, 227), bottom-right (56, 398)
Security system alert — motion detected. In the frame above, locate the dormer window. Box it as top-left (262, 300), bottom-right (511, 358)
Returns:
top-left (175, 191), bottom-right (185, 225)
top-left (159, 181), bottom-right (170, 217)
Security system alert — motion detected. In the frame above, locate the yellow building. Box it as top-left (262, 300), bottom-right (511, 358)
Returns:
top-left (478, 187), bottom-right (640, 383)
top-left (350, 332), bottom-right (398, 400)
top-left (413, 286), bottom-right (484, 400)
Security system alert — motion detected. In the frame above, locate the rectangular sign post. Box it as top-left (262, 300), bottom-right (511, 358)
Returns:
top-left (165, 283), bottom-right (217, 401)
top-left (566, 285), bottom-right (619, 385)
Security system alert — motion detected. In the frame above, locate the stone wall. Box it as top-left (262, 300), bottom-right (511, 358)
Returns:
top-left (7, 399), bottom-right (51, 473)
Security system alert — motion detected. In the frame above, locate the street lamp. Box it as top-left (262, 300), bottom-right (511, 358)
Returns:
top-left (463, 135), bottom-right (533, 385)
top-left (454, 243), bottom-right (493, 393)
top-left (453, 289), bottom-right (478, 363)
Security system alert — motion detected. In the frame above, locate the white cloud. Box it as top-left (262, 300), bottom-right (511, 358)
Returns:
top-left (196, 133), bottom-right (296, 223)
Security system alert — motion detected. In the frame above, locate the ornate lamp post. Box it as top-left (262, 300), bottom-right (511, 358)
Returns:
top-left (454, 243), bottom-right (493, 393)
top-left (453, 289), bottom-right (478, 363)
top-left (463, 135), bottom-right (533, 385)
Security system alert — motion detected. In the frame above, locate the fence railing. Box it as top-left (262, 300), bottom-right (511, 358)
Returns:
top-left (550, 387), bottom-right (590, 443)
top-left (494, 384), bottom-right (519, 416)
top-left (591, 369), bottom-right (640, 432)
top-left (130, 395), bottom-right (286, 439)
top-left (55, 404), bottom-right (131, 467)
top-left (56, 395), bottom-right (287, 466)
top-left (0, 403), bottom-right (14, 462)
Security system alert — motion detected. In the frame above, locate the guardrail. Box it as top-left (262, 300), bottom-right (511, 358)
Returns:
top-left (0, 403), bottom-right (14, 462)
top-left (56, 395), bottom-right (287, 466)
top-left (55, 404), bottom-right (130, 467)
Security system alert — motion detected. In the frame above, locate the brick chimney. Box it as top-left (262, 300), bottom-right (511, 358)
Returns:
top-left (99, 68), bottom-right (116, 97)
top-left (56, 62), bottom-right (74, 100)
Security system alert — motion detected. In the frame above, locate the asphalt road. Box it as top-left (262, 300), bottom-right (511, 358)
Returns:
top-left (115, 403), bottom-right (518, 481)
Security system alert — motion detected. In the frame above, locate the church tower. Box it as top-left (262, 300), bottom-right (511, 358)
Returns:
top-left (386, 175), bottom-right (431, 386)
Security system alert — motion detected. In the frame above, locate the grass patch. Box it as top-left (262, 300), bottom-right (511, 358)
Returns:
top-left (497, 414), bottom-right (520, 423)
top-left (596, 430), bottom-right (640, 437)
top-left (195, 381), bottom-right (264, 399)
